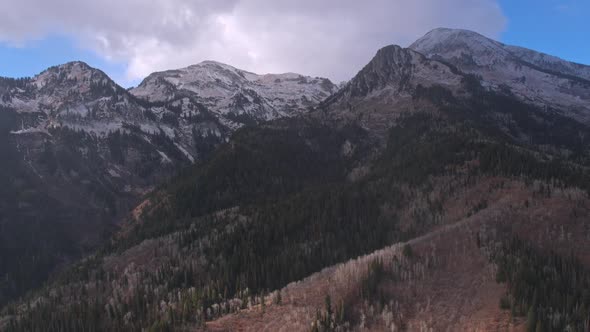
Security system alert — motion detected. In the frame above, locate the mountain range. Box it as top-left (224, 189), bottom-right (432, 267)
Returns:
top-left (1, 28), bottom-right (589, 331)
top-left (0, 60), bottom-right (336, 306)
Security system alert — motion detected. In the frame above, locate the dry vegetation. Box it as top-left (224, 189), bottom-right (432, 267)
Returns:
top-left (202, 175), bottom-right (590, 331)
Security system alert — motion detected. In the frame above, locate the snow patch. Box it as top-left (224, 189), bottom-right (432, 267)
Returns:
top-left (157, 150), bottom-right (172, 164)
top-left (174, 143), bottom-right (195, 163)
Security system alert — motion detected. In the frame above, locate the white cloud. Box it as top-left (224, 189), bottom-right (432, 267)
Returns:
top-left (0, 0), bottom-right (506, 83)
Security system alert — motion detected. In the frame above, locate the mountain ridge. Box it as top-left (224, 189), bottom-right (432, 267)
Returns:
top-left (412, 28), bottom-right (590, 78)
top-left (409, 27), bottom-right (590, 124)
top-left (130, 60), bottom-right (338, 124)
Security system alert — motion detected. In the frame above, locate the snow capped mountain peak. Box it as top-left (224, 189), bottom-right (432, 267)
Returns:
top-left (320, 28), bottom-right (590, 137)
top-left (130, 60), bottom-right (338, 122)
top-left (413, 28), bottom-right (494, 45)
top-left (410, 28), bottom-right (511, 68)
top-left (194, 59), bottom-right (235, 67)
top-left (132, 61), bottom-right (253, 103)
top-left (189, 60), bottom-right (256, 78)
top-left (410, 28), bottom-right (590, 81)
top-left (0, 61), bottom-right (130, 118)
top-left (34, 61), bottom-right (112, 87)
top-left (28, 62), bottom-right (125, 110)
top-left (185, 60), bottom-right (253, 83)
top-left (409, 27), bottom-right (590, 124)
top-left (45, 60), bottom-right (94, 73)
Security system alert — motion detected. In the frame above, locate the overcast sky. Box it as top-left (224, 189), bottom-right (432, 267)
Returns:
top-left (0, 0), bottom-right (587, 86)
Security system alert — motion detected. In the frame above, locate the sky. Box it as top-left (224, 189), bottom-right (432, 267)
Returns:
top-left (0, 0), bottom-right (587, 87)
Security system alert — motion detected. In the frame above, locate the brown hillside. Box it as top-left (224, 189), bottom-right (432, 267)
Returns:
top-left (203, 176), bottom-right (589, 331)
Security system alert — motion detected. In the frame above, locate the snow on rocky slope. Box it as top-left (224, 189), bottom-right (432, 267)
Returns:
top-left (130, 60), bottom-right (338, 124)
top-left (1, 60), bottom-right (337, 161)
top-left (410, 28), bottom-right (590, 124)
top-left (0, 61), bottom-right (338, 252)
top-left (316, 28), bottom-right (590, 147)
top-left (1, 62), bottom-right (148, 136)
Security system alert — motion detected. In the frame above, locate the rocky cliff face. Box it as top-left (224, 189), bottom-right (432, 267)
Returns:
top-left (317, 44), bottom-right (464, 138)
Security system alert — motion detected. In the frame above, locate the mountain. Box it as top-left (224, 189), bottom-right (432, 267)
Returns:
top-left (320, 32), bottom-right (590, 149)
top-left (410, 28), bottom-right (590, 124)
top-left (1, 28), bottom-right (590, 332)
top-left (131, 60), bottom-right (338, 124)
top-left (319, 44), bottom-right (464, 137)
top-left (0, 61), bottom-right (335, 307)
top-left (2, 60), bottom-right (338, 161)
top-left (0, 63), bottom-right (181, 307)
top-left (201, 30), bottom-right (590, 331)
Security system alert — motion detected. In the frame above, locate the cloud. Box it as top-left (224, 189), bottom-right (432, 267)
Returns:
top-left (0, 0), bottom-right (506, 83)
